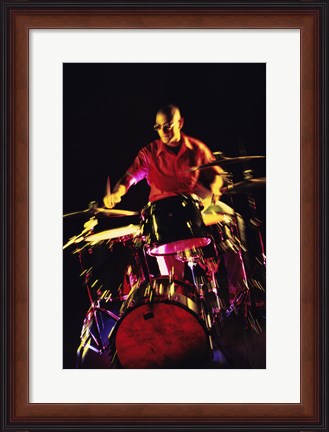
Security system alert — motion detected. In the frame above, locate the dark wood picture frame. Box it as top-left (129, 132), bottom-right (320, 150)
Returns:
top-left (1, 0), bottom-right (328, 430)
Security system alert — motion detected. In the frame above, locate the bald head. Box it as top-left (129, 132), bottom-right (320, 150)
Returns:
top-left (154, 104), bottom-right (184, 146)
top-left (156, 104), bottom-right (181, 121)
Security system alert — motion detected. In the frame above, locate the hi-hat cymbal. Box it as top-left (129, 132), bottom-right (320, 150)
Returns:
top-left (187, 155), bottom-right (265, 172)
top-left (63, 207), bottom-right (138, 218)
top-left (221, 177), bottom-right (266, 194)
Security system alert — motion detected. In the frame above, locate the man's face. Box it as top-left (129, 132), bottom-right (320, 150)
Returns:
top-left (154, 111), bottom-right (182, 146)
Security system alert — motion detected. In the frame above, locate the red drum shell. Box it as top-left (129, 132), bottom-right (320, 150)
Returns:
top-left (114, 278), bottom-right (211, 368)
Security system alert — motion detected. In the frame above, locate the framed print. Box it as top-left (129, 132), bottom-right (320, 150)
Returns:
top-left (61, 62), bottom-right (267, 374)
top-left (1, 0), bottom-right (328, 430)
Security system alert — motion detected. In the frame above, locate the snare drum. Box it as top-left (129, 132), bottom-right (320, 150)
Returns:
top-left (140, 194), bottom-right (211, 256)
top-left (112, 277), bottom-right (211, 368)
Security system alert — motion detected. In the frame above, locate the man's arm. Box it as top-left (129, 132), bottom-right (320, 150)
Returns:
top-left (209, 170), bottom-right (224, 202)
top-left (103, 148), bottom-right (149, 208)
top-left (197, 142), bottom-right (225, 203)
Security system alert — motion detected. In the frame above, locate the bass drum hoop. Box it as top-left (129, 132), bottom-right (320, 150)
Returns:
top-left (112, 278), bottom-right (211, 368)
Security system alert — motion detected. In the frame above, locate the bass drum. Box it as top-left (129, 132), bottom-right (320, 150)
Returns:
top-left (112, 277), bottom-right (211, 368)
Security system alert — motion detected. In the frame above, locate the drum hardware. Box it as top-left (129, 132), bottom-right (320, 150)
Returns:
top-left (224, 282), bottom-right (263, 335)
top-left (240, 175), bottom-right (266, 315)
top-left (174, 246), bottom-right (220, 345)
top-left (221, 177), bottom-right (266, 195)
top-left (174, 208), bottom-right (245, 329)
top-left (243, 170), bottom-right (266, 267)
top-left (185, 155), bottom-right (265, 172)
top-left (69, 223), bottom-right (150, 365)
top-left (191, 271), bottom-right (224, 332)
top-left (223, 169), bottom-right (266, 268)
top-left (192, 252), bottom-right (224, 329)
top-left (203, 180), bottom-right (253, 320)
top-left (224, 282), bottom-right (250, 318)
top-left (68, 168), bottom-right (266, 366)
top-left (214, 222), bottom-right (242, 255)
top-left (246, 313), bottom-right (263, 334)
top-left (217, 170), bottom-right (265, 326)
top-left (248, 212), bottom-right (266, 266)
top-left (63, 217), bottom-right (98, 250)
top-left (76, 246), bottom-right (120, 356)
top-left (76, 297), bottom-right (122, 367)
top-left (176, 247), bottom-right (203, 264)
top-left (63, 200), bottom-right (139, 218)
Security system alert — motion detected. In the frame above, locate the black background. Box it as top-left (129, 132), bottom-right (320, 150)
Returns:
top-left (63, 63), bottom-right (266, 368)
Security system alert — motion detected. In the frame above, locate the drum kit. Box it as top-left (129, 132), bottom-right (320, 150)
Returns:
top-left (63, 155), bottom-right (266, 368)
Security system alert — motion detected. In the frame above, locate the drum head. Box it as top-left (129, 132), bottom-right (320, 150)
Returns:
top-left (85, 224), bottom-right (139, 243)
top-left (115, 301), bottom-right (210, 368)
top-left (148, 237), bottom-right (211, 256)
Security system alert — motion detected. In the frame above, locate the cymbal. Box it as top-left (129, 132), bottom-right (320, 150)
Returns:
top-left (63, 207), bottom-right (138, 218)
top-left (221, 177), bottom-right (266, 194)
top-left (96, 208), bottom-right (139, 217)
top-left (187, 155), bottom-right (265, 172)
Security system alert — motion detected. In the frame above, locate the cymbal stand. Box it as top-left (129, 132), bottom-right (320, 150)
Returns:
top-left (221, 171), bottom-right (264, 331)
top-left (177, 249), bottom-right (220, 349)
top-left (221, 177), bottom-right (249, 264)
top-left (190, 246), bottom-right (224, 325)
top-left (75, 237), bottom-right (120, 365)
top-left (215, 176), bottom-right (258, 327)
top-left (63, 216), bottom-right (98, 250)
top-left (243, 170), bottom-right (266, 267)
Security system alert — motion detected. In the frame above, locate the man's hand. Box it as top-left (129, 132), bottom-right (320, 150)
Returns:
top-left (210, 173), bottom-right (223, 203)
top-left (103, 184), bottom-right (127, 208)
top-left (103, 193), bottom-right (122, 208)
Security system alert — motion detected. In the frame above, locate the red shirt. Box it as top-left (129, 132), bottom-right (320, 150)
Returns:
top-left (124, 133), bottom-right (220, 202)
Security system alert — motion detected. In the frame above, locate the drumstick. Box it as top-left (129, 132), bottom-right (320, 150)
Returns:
top-left (106, 176), bottom-right (111, 197)
top-left (105, 176), bottom-right (112, 208)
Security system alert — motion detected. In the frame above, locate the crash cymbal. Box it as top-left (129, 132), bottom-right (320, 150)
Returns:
top-left (221, 177), bottom-right (266, 194)
top-left (63, 207), bottom-right (138, 218)
top-left (187, 155), bottom-right (265, 172)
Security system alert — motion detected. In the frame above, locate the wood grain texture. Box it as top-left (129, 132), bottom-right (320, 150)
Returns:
top-left (6, 4), bottom-right (323, 429)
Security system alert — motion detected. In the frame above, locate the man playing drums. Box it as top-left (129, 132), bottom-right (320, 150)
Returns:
top-left (103, 104), bottom-right (248, 308)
